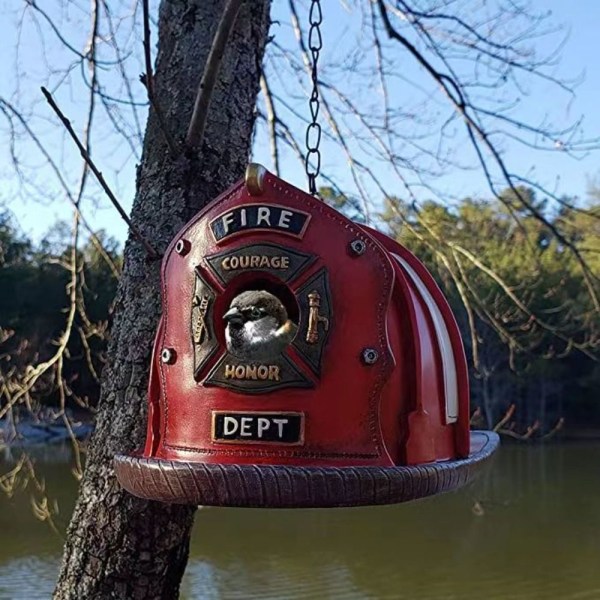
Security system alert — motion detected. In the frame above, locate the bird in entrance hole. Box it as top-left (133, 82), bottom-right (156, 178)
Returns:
top-left (223, 290), bottom-right (297, 360)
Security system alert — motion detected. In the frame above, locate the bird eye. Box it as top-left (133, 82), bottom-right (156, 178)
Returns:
top-left (250, 307), bottom-right (262, 319)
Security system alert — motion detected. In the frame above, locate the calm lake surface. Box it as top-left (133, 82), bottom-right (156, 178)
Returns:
top-left (1, 442), bottom-right (599, 599)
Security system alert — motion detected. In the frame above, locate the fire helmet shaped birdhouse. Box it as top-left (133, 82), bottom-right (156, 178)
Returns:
top-left (115, 164), bottom-right (498, 507)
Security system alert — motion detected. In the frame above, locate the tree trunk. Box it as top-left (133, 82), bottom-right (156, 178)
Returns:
top-left (54, 1), bottom-right (271, 598)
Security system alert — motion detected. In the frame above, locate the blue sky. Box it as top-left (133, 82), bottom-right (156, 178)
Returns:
top-left (1, 0), bottom-right (599, 245)
top-left (498, 0), bottom-right (600, 196)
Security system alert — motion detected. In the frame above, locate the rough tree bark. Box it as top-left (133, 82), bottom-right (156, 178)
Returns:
top-left (54, 1), bottom-right (271, 598)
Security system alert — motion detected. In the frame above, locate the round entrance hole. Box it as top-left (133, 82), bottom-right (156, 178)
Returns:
top-left (222, 278), bottom-right (299, 361)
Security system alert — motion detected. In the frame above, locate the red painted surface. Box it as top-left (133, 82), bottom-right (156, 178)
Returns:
top-left (141, 170), bottom-right (470, 468)
top-left (365, 228), bottom-right (470, 459)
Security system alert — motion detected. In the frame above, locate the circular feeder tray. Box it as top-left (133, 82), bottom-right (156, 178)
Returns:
top-left (114, 430), bottom-right (498, 508)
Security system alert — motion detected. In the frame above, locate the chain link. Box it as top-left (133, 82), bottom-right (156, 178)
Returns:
top-left (305, 0), bottom-right (322, 196)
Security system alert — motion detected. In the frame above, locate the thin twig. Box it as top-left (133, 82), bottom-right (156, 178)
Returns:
top-left (185, 0), bottom-right (244, 150)
top-left (141, 0), bottom-right (178, 154)
top-left (41, 86), bottom-right (159, 259)
top-left (493, 404), bottom-right (516, 432)
top-left (0, 98), bottom-right (120, 279)
top-left (260, 74), bottom-right (280, 175)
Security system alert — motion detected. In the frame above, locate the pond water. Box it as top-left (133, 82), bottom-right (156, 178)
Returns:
top-left (1, 442), bottom-right (599, 599)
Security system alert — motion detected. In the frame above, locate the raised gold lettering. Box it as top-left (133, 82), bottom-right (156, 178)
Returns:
top-left (219, 254), bottom-right (292, 272)
top-left (223, 364), bottom-right (281, 381)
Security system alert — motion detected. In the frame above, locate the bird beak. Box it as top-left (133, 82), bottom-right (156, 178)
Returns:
top-left (223, 307), bottom-right (244, 325)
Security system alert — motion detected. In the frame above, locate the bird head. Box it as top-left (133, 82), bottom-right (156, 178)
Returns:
top-left (223, 290), bottom-right (293, 359)
top-left (224, 290), bottom-right (288, 329)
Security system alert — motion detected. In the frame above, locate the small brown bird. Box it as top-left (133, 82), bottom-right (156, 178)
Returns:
top-left (223, 290), bottom-right (297, 360)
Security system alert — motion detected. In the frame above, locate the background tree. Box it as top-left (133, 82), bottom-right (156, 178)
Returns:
top-left (0, 214), bottom-right (119, 456)
top-left (382, 188), bottom-right (600, 431)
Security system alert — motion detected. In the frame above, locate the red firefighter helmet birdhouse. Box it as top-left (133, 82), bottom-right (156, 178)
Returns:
top-left (115, 164), bottom-right (498, 507)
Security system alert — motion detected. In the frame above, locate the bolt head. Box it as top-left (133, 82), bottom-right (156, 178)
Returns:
top-left (175, 239), bottom-right (190, 256)
top-left (161, 348), bottom-right (176, 364)
top-left (362, 348), bottom-right (379, 365)
top-left (349, 239), bottom-right (366, 256)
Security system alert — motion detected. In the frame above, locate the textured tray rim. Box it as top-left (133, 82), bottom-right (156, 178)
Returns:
top-left (114, 430), bottom-right (499, 508)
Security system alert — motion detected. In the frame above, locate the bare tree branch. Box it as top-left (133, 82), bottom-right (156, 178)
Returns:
top-left (41, 86), bottom-right (159, 260)
top-left (0, 97), bottom-right (120, 278)
top-left (376, 0), bottom-right (600, 312)
top-left (185, 0), bottom-right (244, 150)
top-left (260, 74), bottom-right (281, 175)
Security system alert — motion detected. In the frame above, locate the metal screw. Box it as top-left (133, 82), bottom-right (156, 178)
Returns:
top-left (161, 348), bottom-right (176, 364)
top-left (349, 239), bottom-right (366, 256)
top-left (361, 348), bottom-right (379, 365)
top-left (175, 239), bottom-right (190, 256)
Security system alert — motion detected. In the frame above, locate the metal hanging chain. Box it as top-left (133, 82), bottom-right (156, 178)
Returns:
top-left (305, 0), bottom-right (322, 196)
